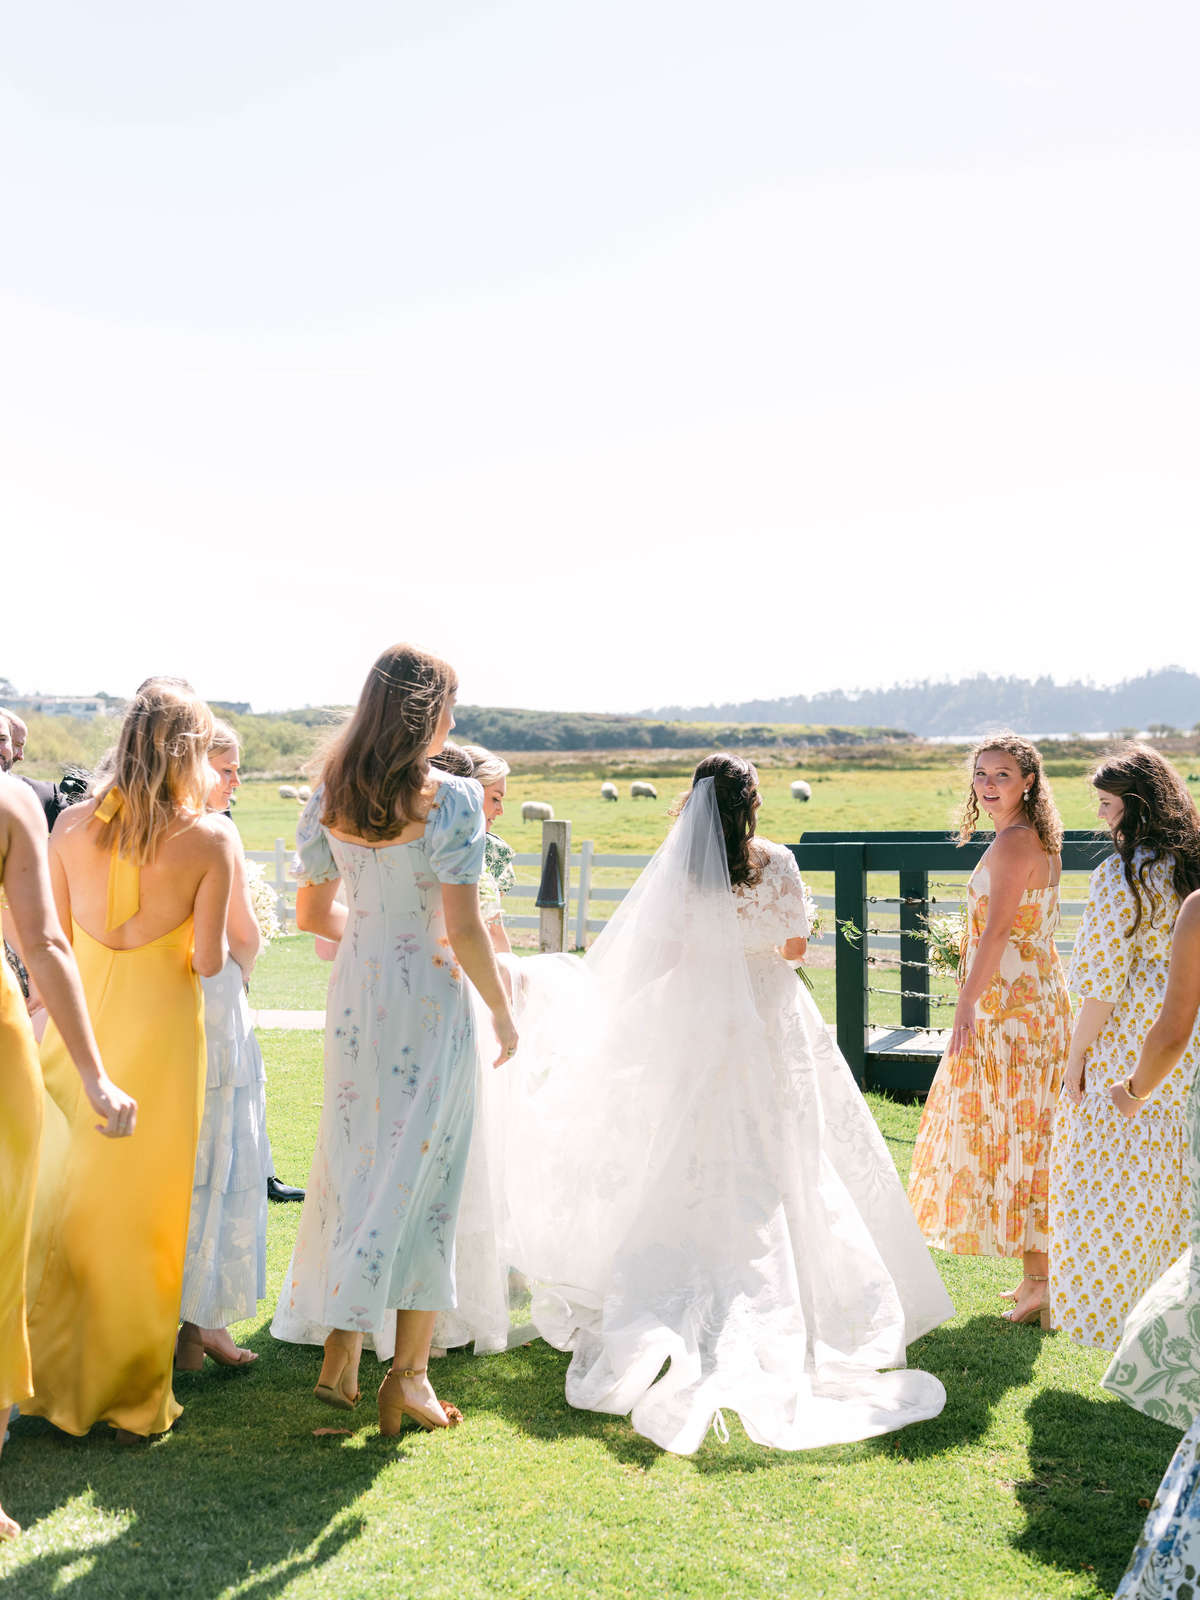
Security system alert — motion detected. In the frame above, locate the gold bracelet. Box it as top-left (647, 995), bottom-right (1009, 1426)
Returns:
top-left (1124, 1076), bottom-right (1149, 1102)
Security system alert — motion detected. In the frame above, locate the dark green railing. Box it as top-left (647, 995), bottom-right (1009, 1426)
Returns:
top-left (788, 831), bottom-right (1111, 1094)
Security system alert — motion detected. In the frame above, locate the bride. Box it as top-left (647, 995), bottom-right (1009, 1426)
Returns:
top-left (496, 753), bottom-right (953, 1455)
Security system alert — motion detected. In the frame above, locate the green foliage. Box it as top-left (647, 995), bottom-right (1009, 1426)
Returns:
top-left (452, 705), bottom-right (909, 750)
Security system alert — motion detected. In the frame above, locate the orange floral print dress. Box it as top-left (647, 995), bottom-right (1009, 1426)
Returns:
top-left (907, 855), bottom-right (1072, 1256)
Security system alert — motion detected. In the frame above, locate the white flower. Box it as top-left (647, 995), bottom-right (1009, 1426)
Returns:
top-left (245, 859), bottom-right (283, 944)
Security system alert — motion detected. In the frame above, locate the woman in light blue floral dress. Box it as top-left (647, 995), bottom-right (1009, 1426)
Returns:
top-left (270, 646), bottom-right (518, 1436)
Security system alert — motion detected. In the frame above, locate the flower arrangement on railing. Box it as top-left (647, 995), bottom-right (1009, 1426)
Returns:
top-left (245, 860), bottom-right (283, 944)
top-left (922, 910), bottom-right (966, 980)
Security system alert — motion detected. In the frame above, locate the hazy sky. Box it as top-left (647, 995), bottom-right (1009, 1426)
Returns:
top-left (3, 2), bottom-right (1198, 713)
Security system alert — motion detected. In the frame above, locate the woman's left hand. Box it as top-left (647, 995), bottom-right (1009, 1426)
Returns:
top-left (1110, 1081), bottom-right (1142, 1120)
top-left (950, 997), bottom-right (975, 1057)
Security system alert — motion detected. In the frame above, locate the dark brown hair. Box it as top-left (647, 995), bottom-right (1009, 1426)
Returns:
top-left (955, 731), bottom-right (1063, 854)
top-left (320, 644), bottom-right (458, 841)
top-left (1091, 743), bottom-right (1200, 935)
top-left (675, 752), bottom-right (765, 889)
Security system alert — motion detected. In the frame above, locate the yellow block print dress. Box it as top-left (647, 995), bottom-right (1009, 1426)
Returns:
top-left (0, 920), bottom-right (43, 1414)
top-left (1049, 850), bottom-right (1200, 1352)
top-left (907, 855), bottom-right (1072, 1256)
top-left (24, 798), bottom-right (206, 1437)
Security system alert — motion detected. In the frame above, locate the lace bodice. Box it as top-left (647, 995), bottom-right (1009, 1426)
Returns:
top-left (733, 838), bottom-right (811, 953)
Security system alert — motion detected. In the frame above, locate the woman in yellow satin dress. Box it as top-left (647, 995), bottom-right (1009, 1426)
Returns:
top-left (0, 770), bottom-right (134, 1538)
top-left (23, 683), bottom-right (234, 1442)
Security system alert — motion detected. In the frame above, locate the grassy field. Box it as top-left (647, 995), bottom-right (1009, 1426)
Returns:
top-left (0, 1027), bottom-right (1176, 1600)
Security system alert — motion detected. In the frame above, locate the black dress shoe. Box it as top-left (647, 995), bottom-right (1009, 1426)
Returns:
top-left (267, 1175), bottom-right (306, 1203)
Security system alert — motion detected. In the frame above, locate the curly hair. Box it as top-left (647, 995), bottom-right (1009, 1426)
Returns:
top-left (955, 731), bottom-right (1063, 854)
top-left (1090, 744), bottom-right (1200, 936)
top-left (319, 644), bottom-right (458, 841)
top-left (673, 752), bottom-right (765, 889)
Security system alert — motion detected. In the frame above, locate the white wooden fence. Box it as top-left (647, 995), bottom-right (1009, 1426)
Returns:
top-left (252, 832), bottom-right (1089, 956)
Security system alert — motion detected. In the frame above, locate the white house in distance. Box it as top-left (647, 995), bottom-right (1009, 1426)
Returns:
top-left (4, 693), bottom-right (123, 720)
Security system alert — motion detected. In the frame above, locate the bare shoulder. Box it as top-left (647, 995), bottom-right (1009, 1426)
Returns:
top-left (1175, 890), bottom-right (1200, 943)
top-left (0, 772), bottom-right (48, 831)
top-left (991, 826), bottom-right (1043, 864)
top-left (171, 811), bottom-right (238, 865)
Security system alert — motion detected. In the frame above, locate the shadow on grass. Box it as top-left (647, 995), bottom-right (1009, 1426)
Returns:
top-left (455, 1315), bottom-right (1043, 1476)
top-left (879, 1315), bottom-right (1043, 1462)
top-left (1011, 1386), bottom-right (1180, 1597)
top-left (0, 1326), bottom-right (401, 1600)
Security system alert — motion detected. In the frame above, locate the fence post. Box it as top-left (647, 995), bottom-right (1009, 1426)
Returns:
top-left (898, 867), bottom-right (930, 1029)
top-left (538, 819), bottom-right (571, 953)
top-left (574, 838), bottom-right (593, 950)
top-left (833, 842), bottom-right (868, 1083)
top-left (274, 837), bottom-right (289, 924)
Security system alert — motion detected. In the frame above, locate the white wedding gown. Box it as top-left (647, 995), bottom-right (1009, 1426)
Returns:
top-left (494, 781), bottom-right (952, 1455)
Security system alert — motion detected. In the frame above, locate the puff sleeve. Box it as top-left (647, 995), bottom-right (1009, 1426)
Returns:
top-left (427, 775), bottom-right (487, 885)
top-left (1067, 854), bottom-right (1135, 1000)
top-left (293, 785), bottom-right (339, 886)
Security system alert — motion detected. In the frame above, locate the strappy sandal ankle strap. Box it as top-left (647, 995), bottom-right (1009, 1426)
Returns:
top-left (389, 1366), bottom-right (427, 1378)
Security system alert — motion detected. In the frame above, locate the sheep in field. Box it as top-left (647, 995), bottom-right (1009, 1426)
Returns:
top-left (600, 781), bottom-right (619, 801)
top-left (630, 781), bottom-right (658, 800)
top-left (298, 785), bottom-right (312, 801)
top-left (522, 801), bottom-right (554, 823)
top-left (790, 780), bottom-right (813, 802)
top-left (278, 785), bottom-right (300, 800)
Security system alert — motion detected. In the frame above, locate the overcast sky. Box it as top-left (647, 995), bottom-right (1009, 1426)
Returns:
top-left (3, 2), bottom-right (1197, 713)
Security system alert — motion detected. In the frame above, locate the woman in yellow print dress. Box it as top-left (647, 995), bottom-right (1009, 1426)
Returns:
top-left (1049, 745), bottom-right (1200, 1352)
top-left (908, 734), bottom-right (1071, 1326)
top-left (24, 681), bottom-right (234, 1441)
top-left (0, 772), bottom-right (134, 1537)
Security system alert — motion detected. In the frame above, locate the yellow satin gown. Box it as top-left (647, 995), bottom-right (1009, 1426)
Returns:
top-left (24, 795), bottom-right (205, 1438)
top-left (0, 933), bottom-right (43, 1413)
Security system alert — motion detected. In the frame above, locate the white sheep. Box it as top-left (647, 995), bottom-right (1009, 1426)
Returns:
top-left (278, 785), bottom-right (299, 800)
top-left (522, 801), bottom-right (554, 823)
top-left (298, 785), bottom-right (312, 801)
top-left (600, 781), bottom-right (619, 802)
top-left (630, 781), bottom-right (658, 800)
top-left (790, 780), bottom-right (812, 802)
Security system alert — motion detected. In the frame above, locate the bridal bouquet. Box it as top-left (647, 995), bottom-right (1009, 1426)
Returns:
top-left (802, 881), bottom-right (822, 942)
top-left (245, 860), bottom-right (283, 944)
top-left (923, 910), bottom-right (966, 980)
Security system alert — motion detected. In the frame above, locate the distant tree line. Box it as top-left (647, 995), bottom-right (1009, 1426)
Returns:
top-left (646, 668), bottom-right (1200, 739)
top-left (450, 707), bottom-right (908, 751)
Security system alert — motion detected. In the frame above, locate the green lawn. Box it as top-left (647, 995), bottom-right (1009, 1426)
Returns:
top-left (0, 1031), bottom-right (1178, 1600)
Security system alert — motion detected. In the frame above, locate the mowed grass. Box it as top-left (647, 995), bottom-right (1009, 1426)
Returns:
top-left (1, 1033), bottom-right (1178, 1600)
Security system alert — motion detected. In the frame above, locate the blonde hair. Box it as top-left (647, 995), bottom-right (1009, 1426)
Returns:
top-left (956, 731), bottom-right (1062, 854)
top-left (457, 743), bottom-right (510, 788)
top-left (95, 682), bottom-right (214, 863)
top-left (209, 717), bottom-right (239, 757)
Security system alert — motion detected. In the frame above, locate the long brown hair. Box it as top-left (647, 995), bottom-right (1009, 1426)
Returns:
top-left (1091, 743), bottom-right (1200, 935)
top-left (320, 644), bottom-right (458, 841)
top-left (675, 752), bottom-right (765, 889)
top-left (95, 682), bottom-right (214, 863)
top-left (955, 731), bottom-right (1063, 854)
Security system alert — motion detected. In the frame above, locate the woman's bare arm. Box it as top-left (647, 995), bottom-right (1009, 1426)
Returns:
top-left (1, 780), bottom-right (136, 1136)
top-left (191, 822), bottom-right (235, 978)
top-left (443, 883), bottom-right (517, 1066)
top-left (217, 821), bottom-right (262, 976)
top-left (1064, 997), bottom-right (1117, 1103)
top-left (296, 878), bottom-right (348, 942)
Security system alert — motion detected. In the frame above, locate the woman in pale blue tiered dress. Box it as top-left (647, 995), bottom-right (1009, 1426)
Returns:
top-left (271, 644), bottom-right (517, 1436)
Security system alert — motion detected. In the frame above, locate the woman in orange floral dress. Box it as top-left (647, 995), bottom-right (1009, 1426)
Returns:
top-left (908, 734), bottom-right (1072, 1326)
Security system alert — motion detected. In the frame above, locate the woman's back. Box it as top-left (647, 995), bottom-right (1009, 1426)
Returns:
top-left (51, 797), bottom-right (231, 960)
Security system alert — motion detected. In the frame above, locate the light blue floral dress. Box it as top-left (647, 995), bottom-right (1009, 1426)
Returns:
top-left (271, 772), bottom-right (486, 1353)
